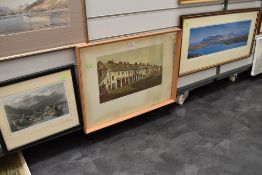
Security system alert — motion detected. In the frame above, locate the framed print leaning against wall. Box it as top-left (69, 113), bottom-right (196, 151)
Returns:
top-left (0, 152), bottom-right (31, 175)
top-left (179, 8), bottom-right (260, 76)
top-left (0, 0), bottom-right (87, 59)
top-left (76, 28), bottom-right (182, 133)
top-left (0, 65), bottom-right (82, 152)
top-left (251, 35), bottom-right (262, 76)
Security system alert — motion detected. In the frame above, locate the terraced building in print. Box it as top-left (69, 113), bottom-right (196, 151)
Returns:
top-left (97, 44), bottom-right (164, 103)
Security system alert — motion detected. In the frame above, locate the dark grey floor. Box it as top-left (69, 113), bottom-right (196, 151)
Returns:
top-left (24, 71), bottom-right (262, 175)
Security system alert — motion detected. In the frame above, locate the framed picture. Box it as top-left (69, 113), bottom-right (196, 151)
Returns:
top-left (0, 65), bottom-right (82, 152)
top-left (0, 152), bottom-right (31, 175)
top-left (0, 0), bottom-right (87, 59)
top-left (251, 35), bottom-right (262, 76)
top-left (76, 28), bottom-right (182, 133)
top-left (178, 0), bottom-right (221, 4)
top-left (179, 8), bottom-right (260, 76)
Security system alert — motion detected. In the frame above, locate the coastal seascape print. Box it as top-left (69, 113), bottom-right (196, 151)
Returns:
top-left (2, 82), bottom-right (70, 133)
top-left (0, 0), bottom-right (69, 36)
top-left (188, 20), bottom-right (251, 59)
top-left (97, 44), bottom-right (163, 103)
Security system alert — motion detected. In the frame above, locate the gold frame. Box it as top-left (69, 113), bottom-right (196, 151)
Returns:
top-left (76, 28), bottom-right (182, 134)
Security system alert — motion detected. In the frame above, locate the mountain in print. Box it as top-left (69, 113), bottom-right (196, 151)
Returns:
top-left (188, 20), bottom-right (251, 59)
top-left (4, 90), bottom-right (67, 121)
top-left (2, 82), bottom-right (70, 132)
top-left (0, 7), bottom-right (13, 16)
top-left (189, 32), bottom-right (248, 51)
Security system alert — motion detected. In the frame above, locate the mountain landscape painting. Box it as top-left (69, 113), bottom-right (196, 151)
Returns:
top-left (0, 0), bottom-right (69, 36)
top-left (188, 20), bottom-right (251, 59)
top-left (97, 44), bottom-right (163, 103)
top-left (2, 82), bottom-right (70, 133)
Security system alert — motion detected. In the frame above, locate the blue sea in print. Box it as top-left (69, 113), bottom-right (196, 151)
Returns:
top-left (188, 20), bottom-right (251, 59)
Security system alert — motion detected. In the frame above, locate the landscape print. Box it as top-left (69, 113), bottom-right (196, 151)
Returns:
top-left (0, 0), bottom-right (69, 36)
top-left (2, 82), bottom-right (70, 133)
top-left (188, 20), bottom-right (251, 59)
top-left (97, 44), bottom-right (163, 103)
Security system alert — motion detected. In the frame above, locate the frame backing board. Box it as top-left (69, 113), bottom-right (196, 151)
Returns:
top-left (76, 28), bottom-right (182, 133)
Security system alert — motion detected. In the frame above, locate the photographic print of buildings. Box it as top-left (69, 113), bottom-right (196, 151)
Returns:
top-left (2, 82), bottom-right (70, 133)
top-left (0, 0), bottom-right (69, 36)
top-left (188, 20), bottom-right (251, 59)
top-left (97, 44), bottom-right (163, 103)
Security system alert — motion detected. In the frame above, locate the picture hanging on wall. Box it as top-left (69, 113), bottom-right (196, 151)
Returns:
top-left (76, 28), bottom-right (182, 134)
top-left (251, 35), bottom-right (262, 76)
top-left (0, 0), bottom-right (86, 59)
top-left (0, 65), bottom-right (82, 152)
top-left (0, 152), bottom-right (31, 175)
top-left (179, 8), bottom-right (260, 76)
top-left (178, 0), bottom-right (221, 4)
top-left (258, 7), bottom-right (262, 34)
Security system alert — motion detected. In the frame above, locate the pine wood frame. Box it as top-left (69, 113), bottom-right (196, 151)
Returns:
top-left (179, 8), bottom-right (261, 76)
top-left (178, 0), bottom-right (221, 4)
top-left (76, 28), bottom-right (182, 134)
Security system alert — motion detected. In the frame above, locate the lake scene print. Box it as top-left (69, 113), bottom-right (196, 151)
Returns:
top-left (188, 20), bottom-right (251, 59)
top-left (0, 0), bottom-right (69, 36)
top-left (2, 82), bottom-right (70, 133)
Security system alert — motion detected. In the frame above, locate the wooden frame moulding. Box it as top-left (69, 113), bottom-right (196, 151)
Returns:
top-left (76, 28), bottom-right (182, 134)
top-left (259, 5), bottom-right (262, 34)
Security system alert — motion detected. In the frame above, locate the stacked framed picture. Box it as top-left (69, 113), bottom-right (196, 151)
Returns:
top-left (0, 65), bottom-right (82, 152)
top-left (0, 152), bottom-right (31, 175)
top-left (0, 0), bottom-right (87, 59)
top-left (251, 35), bottom-right (262, 76)
top-left (179, 8), bottom-right (260, 76)
top-left (76, 28), bottom-right (182, 133)
top-left (258, 6), bottom-right (262, 34)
